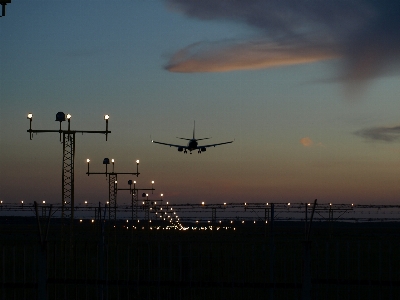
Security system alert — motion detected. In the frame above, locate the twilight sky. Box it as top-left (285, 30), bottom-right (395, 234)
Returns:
top-left (1, 0), bottom-right (399, 206)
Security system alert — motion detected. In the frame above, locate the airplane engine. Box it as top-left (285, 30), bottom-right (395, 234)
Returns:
top-left (200, 147), bottom-right (206, 152)
top-left (178, 147), bottom-right (183, 152)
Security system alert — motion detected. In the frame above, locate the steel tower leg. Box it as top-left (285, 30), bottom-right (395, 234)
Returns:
top-left (108, 174), bottom-right (117, 223)
top-left (212, 208), bottom-right (216, 224)
top-left (132, 192), bottom-right (138, 221)
top-left (62, 132), bottom-right (75, 220)
top-left (144, 200), bottom-right (150, 226)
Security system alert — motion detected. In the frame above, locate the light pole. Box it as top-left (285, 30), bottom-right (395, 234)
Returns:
top-left (27, 112), bottom-right (111, 221)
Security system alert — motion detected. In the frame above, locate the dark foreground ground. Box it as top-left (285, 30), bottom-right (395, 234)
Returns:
top-left (1, 217), bottom-right (399, 300)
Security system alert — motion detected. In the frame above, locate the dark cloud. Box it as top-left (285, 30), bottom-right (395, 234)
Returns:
top-left (164, 0), bottom-right (400, 81)
top-left (355, 125), bottom-right (400, 142)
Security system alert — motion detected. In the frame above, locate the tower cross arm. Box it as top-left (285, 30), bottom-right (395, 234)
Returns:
top-left (27, 129), bottom-right (111, 134)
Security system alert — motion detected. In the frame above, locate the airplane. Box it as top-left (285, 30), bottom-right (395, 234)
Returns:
top-left (151, 122), bottom-right (234, 154)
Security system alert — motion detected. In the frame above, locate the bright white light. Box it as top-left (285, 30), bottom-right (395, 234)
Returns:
top-left (134, 181), bottom-right (136, 184)
top-left (202, 202), bottom-right (205, 205)
top-left (104, 115), bottom-right (110, 120)
top-left (84, 201), bottom-right (87, 204)
top-left (161, 194), bottom-right (163, 197)
top-left (87, 159), bottom-right (90, 163)
top-left (136, 160), bottom-right (139, 164)
top-left (111, 159), bottom-right (114, 163)
top-left (66, 114), bottom-right (71, 119)
top-left (21, 201), bottom-right (24, 204)
top-left (151, 181), bottom-right (154, 184)
top-left (288, 203), bottom-right (291, 206)
top-left (27, 113), bottom-right (33, 119)
top-left (43, 201), bottom-right (45, 204)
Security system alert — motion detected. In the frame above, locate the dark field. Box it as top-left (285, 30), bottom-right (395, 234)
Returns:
top-left (1, 217), bottom-right (399, 299)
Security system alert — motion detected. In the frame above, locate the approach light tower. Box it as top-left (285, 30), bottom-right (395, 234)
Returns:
top-left (118, 180), bottom-right (156, 221)
top-left (27, 112), bottom-right (111, 220)
top-left (0, 1), bottom-right (11, 17)
top-left (86, 158), bottom-right (140, 222)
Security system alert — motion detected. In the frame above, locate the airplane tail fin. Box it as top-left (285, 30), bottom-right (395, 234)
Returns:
top-left (193, 121), bottom-right (212, 141)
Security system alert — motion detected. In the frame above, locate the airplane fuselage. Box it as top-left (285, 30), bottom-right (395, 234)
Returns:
top-left (187, 139), bottom-right (198, 151)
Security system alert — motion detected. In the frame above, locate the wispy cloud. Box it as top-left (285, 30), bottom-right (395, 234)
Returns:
top-left (166, 40), bottom-right (337, 73)
top-left (355, 125), bottom-right (400, 142)
top-left (164, 0), bottom-right (400, 81)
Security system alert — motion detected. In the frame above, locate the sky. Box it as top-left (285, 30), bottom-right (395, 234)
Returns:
top-left (0, 0), bottom-right (399, 206)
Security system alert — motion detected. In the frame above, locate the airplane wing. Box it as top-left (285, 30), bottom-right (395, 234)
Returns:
top-left (151, 140), bottom-right (187, 148)
top-left (199, 140), bottom-right (234, 148)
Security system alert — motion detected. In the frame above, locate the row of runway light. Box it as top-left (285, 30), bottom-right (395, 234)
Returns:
top-left (0, 200), bottom-right (355, 208)
top-left (76, 217), bottom-right (269, 231)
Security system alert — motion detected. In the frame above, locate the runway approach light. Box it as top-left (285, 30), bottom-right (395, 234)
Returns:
top-left (66, 114), bottom-right (72, 119)
top-left (27, 113), bottom-right (33, 119)
top-left (104, 114), bottom-right (110, 120)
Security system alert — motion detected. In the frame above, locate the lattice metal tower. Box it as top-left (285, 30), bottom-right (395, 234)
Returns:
top-left (108, 174), bottom-right (117, 222)
top-left (27, 112), bottom-right (110, 221)
top-left (62, 132), bottom-right (75, 219)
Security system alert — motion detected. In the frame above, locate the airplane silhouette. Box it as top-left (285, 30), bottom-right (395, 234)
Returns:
top-left (151, 122), bottom-right (234, 154)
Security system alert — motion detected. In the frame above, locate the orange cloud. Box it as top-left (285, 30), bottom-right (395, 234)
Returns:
top-left (300, 137), bottom-right (313, 147)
